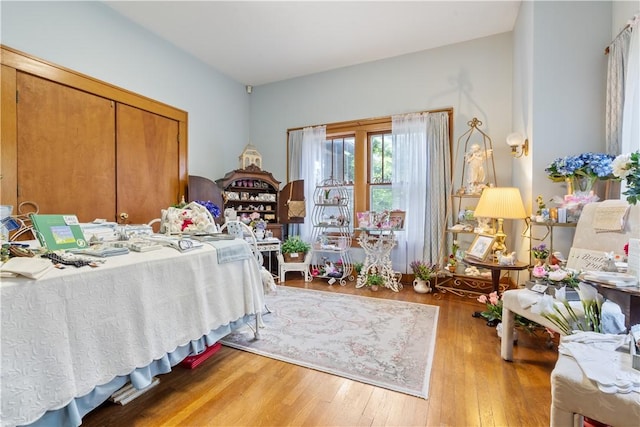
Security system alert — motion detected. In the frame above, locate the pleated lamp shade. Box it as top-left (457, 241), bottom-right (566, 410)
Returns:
top-left (474, 187), bottom-right (526, 220)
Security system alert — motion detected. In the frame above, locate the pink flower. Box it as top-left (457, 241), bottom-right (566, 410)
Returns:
top-left (477, 295), bottom-right (487, 304)
top-left (532, 265), bottom-right (548, 278)
top-left (488, 291), bottom-right (499, 306)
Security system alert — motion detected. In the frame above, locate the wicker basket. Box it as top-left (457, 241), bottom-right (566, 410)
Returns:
top-left (283, 252), bottom-right (306, 263)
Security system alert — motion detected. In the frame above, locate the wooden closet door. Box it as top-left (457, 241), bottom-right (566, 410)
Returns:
top-left (116, 103), bottom-right (180, 225)
top-left (17, 72), bottom-right (116, 222)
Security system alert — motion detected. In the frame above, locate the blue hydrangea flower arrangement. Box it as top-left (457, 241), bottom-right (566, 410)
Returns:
top-left (545, 152), bottom-right (615, 182)
top-left (194, 200), bottom-right (221, 218)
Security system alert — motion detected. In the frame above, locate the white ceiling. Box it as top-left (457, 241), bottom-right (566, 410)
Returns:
top-left (105, 1), bottom-right (521, 86)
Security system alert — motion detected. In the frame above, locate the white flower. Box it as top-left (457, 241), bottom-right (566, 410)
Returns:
top-left (531, 294), bottom-right (556, 315)
top-left (555, 286), bottom-right (567, 302)
top-left (577, 282), bottom-right (602, 304)
top-left (548, 269), bottom-right (568, 282)
top-left (612, 153), bottom-right (631, 179)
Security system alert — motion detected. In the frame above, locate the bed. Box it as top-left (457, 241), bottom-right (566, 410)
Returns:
top-left (1, 239), bottom-right (265, 427)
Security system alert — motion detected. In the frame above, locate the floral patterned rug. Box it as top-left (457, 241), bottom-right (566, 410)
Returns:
top-left (220, 287), bottom-right (439, 398)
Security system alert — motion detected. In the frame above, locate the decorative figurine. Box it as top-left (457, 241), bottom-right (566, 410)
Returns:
top-left (465, 143), bottom-right (493, 193)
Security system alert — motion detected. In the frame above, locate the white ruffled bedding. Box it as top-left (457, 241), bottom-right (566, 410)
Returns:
top-left (1, 242), bottom-right (264, 427)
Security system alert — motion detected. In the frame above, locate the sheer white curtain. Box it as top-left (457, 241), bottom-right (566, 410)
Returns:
top-left (621, 16), bottom-right (639, 156)
top-left (605, 25), bottom-right (632, 155)
top-left (391, 112), bottom-right (450, 271)
top-left (298, 125), bottom-right (325, 241)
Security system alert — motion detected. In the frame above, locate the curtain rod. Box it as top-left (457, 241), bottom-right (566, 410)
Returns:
top-left (605, 23), bottom-right (632, 55)
top-left (605, 13), bottom-right (639, 55)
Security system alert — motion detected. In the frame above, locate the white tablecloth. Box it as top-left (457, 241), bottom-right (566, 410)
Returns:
top-left (1, 242), bottom-right (264, 427)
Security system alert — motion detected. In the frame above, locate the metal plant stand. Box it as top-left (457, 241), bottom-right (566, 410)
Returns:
top-left (356, 229), bottom-right (402, 292)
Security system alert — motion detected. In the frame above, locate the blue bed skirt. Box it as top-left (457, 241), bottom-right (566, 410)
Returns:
top-left (26, 316), bottom-right (251, 427)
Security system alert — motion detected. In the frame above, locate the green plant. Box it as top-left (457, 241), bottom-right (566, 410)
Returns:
top-left (612, 151), bottom-right (639, 205)
top-left (281, 235), bottom-right (311, 254)
top-left (535, 195), bottom-right (546, 215)
top-left (409, 260), bottom-right (437, 281)
top-left (353, 262), bottom-right (364, 274)
top-left (532, 243), bottom-right (550, 260)
top-left (365, 273), bottom-right (384, 287)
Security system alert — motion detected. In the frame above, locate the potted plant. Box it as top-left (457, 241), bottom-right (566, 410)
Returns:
top-left (531, 243), bottom-right (550, 265)
top-left (281, 235), bottom-right (311, 263)
top-left (365, 273), bottom-right (384, 291)
top-left (410, 260), bottom-right (437, 293)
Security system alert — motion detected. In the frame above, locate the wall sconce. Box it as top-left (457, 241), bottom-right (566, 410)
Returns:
top-left (506, 132), bottom-right (529, 158)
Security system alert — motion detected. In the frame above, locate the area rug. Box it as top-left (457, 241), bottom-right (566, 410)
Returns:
top-left (220, 287), bottom-right (439, 398)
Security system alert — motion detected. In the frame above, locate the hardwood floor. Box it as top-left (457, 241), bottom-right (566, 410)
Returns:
top-left (82, 279), bottom-right (559, 427)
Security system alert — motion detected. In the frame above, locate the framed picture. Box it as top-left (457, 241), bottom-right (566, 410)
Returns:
top-left (466, 234), bottom-right (495, 261)
top-left (389, 210), bottom-right (406, 230)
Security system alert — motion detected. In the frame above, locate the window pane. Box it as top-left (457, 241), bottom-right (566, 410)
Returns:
top-left (344, 137), bottom-right (355, 184)
top-left (370, 186), bottom-right (393, 212)
top-left (333, 139), bottom-right (344, 182)
top-left (370, 132), bottom-right (393, 184)
top-left (370, 135), bottom-right (383, 183)
top-left (321, 140), bottom-right (333, 181)
top-left (323, 137), bottom-right (355, 184)
top-left (383, 133), bottom-right (393, 183)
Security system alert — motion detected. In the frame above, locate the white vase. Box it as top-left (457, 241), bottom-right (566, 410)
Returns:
top-left (412, 278), bottom-right (431, 294)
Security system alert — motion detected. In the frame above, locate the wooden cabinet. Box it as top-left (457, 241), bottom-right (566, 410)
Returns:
top-left (216, 165), bottom-right (282, 239)
top-left (1, 46), bottom-right (188, 224)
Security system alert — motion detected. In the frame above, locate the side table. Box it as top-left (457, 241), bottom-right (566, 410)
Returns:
top-left (256, 238), bottom-right (281, 277)
top-left (463, 257), bottom-right (529, 293)
top-left (355, 228), bottom-right (402, 292)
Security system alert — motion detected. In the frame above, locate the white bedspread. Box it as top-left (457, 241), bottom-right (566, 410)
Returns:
top-left (1, 242), bottom-right (264, 427)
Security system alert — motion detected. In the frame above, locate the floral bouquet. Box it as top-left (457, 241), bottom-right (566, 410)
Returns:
top-left (531, 264), bottom-right (580, 288)
top-left (531, 283), bottom-right (603, 334)
top-left (612, 151), bottom-right (639, 205)
top-left (410, 260), bottom-right (438, 281)
top-left (545, 152), bottom-right (615, 183)
top-left (531, 243), bottom-right (550, 260)
top-left (477, 291), bottom-right (540, 330)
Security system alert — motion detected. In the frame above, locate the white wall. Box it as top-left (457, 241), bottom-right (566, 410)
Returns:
top-left (511, 1), bottom-right (613, 258)
top-left (1, 1), bottom-right (250, 181)
top-left (250, 33), bottom-right (514, 188)
top-left (612, 1), bottom-right (639, 38)
top-left (3, 0), bottom-right (625, 259)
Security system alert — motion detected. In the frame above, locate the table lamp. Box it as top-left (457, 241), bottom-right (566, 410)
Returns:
top-left (473, 187), bottom-right (527, 255)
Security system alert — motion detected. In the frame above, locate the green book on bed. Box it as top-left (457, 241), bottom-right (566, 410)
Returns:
top-left (30, 214), bottom-right (88, 250)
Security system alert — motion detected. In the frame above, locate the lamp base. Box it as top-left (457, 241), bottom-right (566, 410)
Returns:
top-left (492, 218), bottom-right (507, 258)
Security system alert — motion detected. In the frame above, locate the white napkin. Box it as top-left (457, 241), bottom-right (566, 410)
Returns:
top-left (0, 257), bottom-right (54, 279)
top-left (559, 333), bottom-right (640, 395)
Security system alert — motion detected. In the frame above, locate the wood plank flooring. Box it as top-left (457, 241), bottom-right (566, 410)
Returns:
top-left (82, 279), bottom-right (559, 426)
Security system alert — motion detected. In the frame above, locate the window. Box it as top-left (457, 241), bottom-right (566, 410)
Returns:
top-left (288, 109), bottom-right (452, 230)
top-left (321, 136), bottom-right (355, 184)
top-left (368, 132), bottom-right (393, 212)
top-left (321, 136), bottom-right (356, 229)
top-left (322, 119), bottom-right (392, 224)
